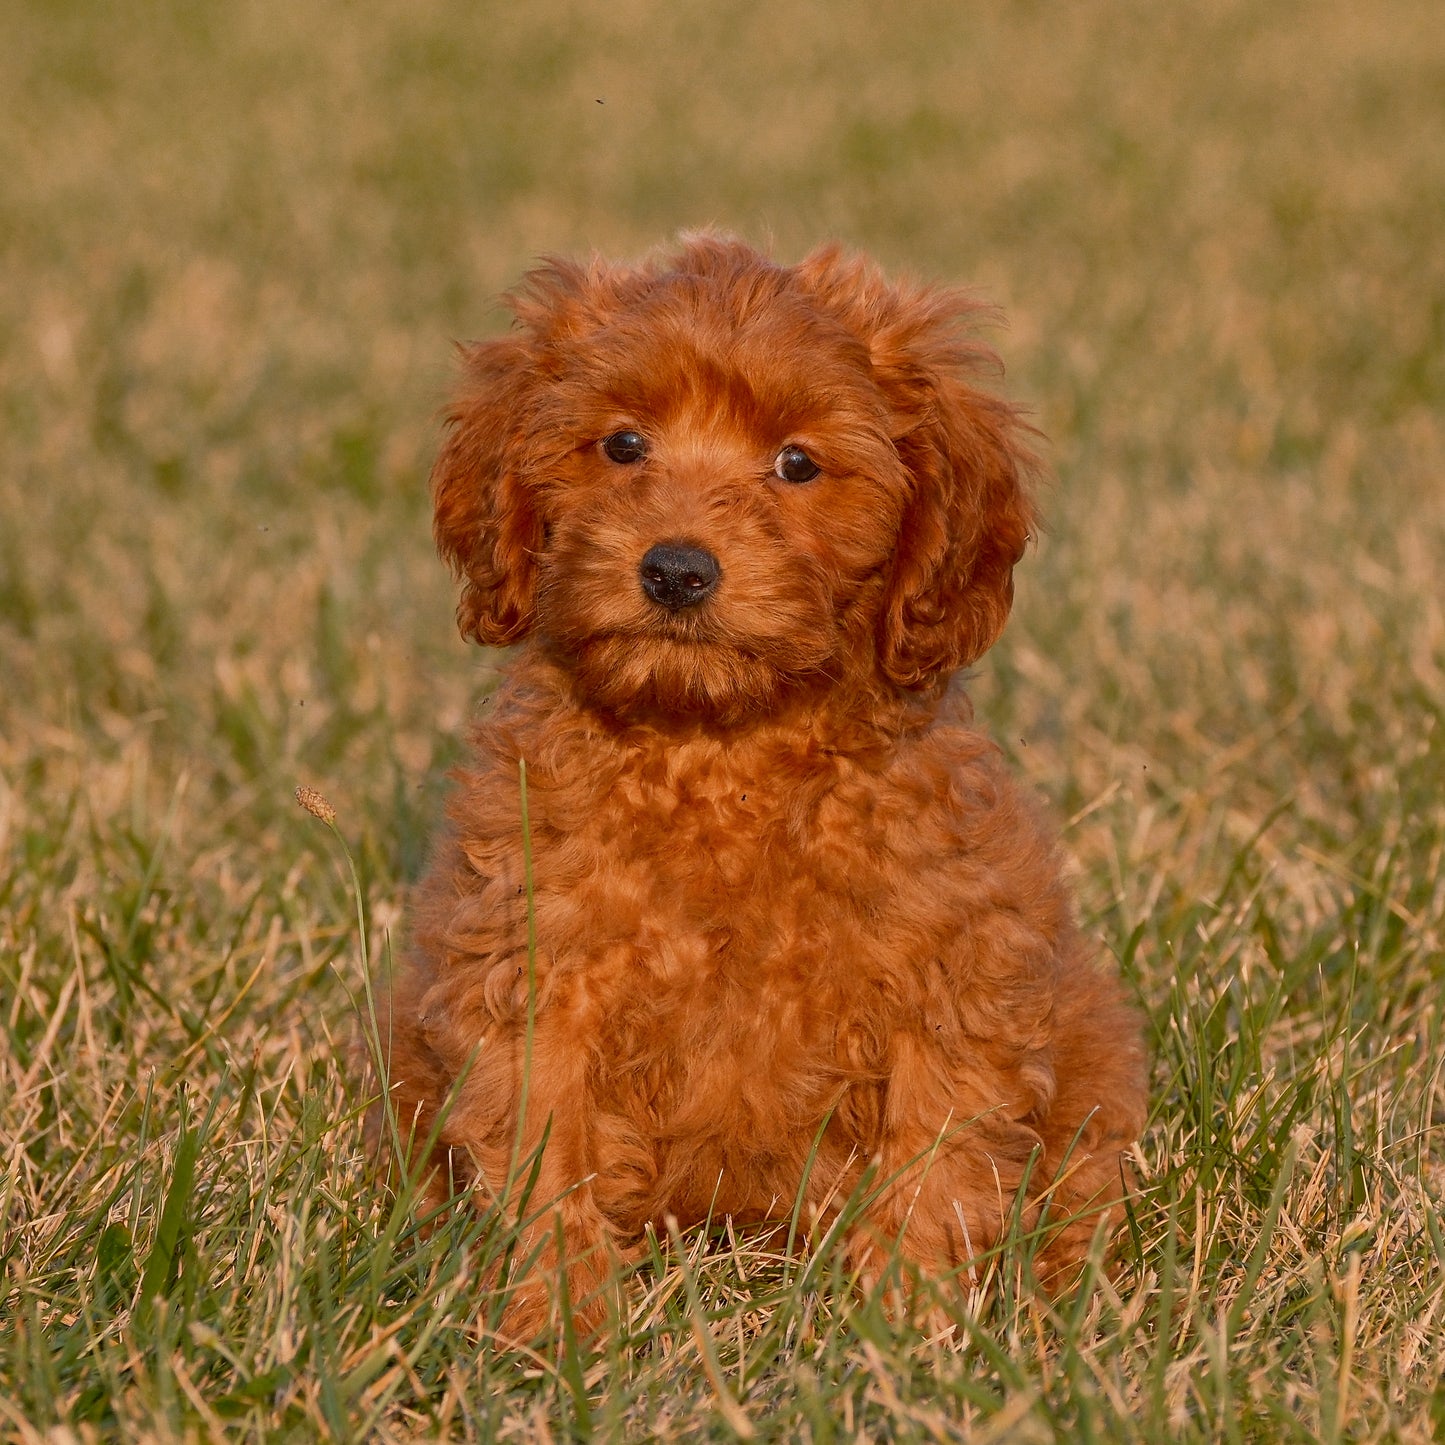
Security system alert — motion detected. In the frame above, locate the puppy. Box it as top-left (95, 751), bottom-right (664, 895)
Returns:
top-left (374, 235), bottom-right (1146, 1335)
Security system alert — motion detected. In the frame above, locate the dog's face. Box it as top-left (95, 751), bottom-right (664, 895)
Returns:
top-left (433, 237), bottom-right (1037, 721)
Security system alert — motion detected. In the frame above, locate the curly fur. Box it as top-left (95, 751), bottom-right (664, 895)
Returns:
top-left (374, 235), bottom-right (1147, 1336)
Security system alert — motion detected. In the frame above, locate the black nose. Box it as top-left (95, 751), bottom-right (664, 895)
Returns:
top-left (639, 542), bottom-right (720, 611)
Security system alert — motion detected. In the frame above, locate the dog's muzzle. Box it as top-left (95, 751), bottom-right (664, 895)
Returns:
top-left (638, 542), bottom-right (720, 611)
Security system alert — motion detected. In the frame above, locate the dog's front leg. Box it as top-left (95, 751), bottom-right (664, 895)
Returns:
top-left (843, 1034), bottom-right (1045, 1309)
top-left (448, 1021), bottom-right (623, 1343)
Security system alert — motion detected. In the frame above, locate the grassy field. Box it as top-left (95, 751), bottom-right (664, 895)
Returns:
top-left (3, 0), bottom-right (1444, 1438)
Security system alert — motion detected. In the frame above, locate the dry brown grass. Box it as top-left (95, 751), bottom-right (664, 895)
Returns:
top-left (2, 0), bottom-right (1443, 1438)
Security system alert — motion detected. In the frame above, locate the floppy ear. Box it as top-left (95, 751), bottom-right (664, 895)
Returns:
top-left (879, 357), bottom-right (1039, 690)
top-left (795, 247), bottom-right (1039, 690)
top-left (431, 333), bottom-right (544, 646)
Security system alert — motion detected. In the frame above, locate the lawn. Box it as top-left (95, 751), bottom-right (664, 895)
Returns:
top-left (2, 0), bottom-right (1443, 1438)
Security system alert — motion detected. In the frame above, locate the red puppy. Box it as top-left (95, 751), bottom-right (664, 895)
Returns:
top-left (374, 235), bottom-right (1146, 1335)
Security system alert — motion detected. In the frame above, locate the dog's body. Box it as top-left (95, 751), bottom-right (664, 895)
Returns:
top-left (376, 236), bottom-right (1146, 1333)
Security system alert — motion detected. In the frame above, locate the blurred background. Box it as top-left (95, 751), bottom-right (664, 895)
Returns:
top-left (3, 0), bottom-right (1443, 984)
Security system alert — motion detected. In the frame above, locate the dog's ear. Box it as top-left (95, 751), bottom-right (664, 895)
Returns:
top-left (878, 345), bottom-right (1039, 689)
top-left (797, 247), bottom-right (1039, 690)
top-left (431, 333), bottom-right (544, 647)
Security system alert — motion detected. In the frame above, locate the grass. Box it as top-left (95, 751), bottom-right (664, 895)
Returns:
top-left (2, 0), bottom-right (1444, 1437)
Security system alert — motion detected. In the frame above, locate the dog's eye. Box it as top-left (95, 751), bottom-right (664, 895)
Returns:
top-left (773, 445), bottom-right (821, 484)
top-left (602, 430), bottom-right (648, 464)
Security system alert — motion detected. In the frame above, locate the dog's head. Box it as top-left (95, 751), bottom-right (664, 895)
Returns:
top-left (432, 235), bottom-right (1038, 720)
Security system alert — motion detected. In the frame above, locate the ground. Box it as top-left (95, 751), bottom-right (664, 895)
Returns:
top-left (1, 0), bottom-right (1443, 1438)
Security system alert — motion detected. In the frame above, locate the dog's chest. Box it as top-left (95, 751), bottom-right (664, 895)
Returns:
top-left (532, 738), bottom-right (995, 1218)
top-left (527, 730), bottom-right (975, 1033)
top-left (443, 711), bottom-right (1037, 1219)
